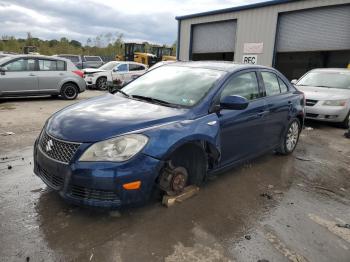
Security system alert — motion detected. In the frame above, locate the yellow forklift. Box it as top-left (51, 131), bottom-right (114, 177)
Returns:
top-left (151, 45), bottom-right (176, 62)
top-left (115, 43), bottom-right (157, 67)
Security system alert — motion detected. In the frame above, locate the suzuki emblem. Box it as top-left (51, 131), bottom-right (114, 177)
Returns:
top-left (46, 139), bottom-right (54, 152)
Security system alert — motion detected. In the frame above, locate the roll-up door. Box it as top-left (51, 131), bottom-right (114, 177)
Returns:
top-left (275, 5), bottom-right (350, 80)
top-left (191, 20), bottom-right (236, 61)
top-left (276, 5), bottom-right (350, 52)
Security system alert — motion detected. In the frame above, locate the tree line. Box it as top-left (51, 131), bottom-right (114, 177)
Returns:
top-left (0, 32), bottom-right (176, 59)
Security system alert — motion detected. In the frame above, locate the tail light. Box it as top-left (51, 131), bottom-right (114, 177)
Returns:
top-left (73, 70), bottom-right (84, 78)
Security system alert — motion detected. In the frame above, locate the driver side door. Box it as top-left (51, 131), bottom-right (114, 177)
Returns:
top-left (111, 63), bottom-right (129, 84)
top-left (218, 70), bottom-right (268, 167)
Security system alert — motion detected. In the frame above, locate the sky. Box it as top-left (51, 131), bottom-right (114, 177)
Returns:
top-left (0, 0), bottom-right (264, 46)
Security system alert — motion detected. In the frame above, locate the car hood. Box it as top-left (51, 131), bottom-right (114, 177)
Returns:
top-left (47, 94), bottom-right (188, 142)
top-left (83, 68), bottom-right (106, 74)
top-left (296, 85), bottom-right (350, 100)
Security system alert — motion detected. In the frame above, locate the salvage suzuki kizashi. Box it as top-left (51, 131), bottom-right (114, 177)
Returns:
top-left (34, 61), bottom-right (305, 208)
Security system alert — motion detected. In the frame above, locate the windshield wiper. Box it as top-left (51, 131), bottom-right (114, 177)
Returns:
top-left (115, 89), bottom-right (130, 97)
top-left (131, 95), bottom-right (180, 108)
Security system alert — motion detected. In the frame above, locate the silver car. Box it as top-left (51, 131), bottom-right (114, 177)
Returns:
top-left (0, 55), bottom-right (86, 100)
top-left (293, 68), bottom-right (350, 128)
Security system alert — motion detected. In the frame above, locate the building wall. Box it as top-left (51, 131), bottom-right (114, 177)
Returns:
top-left (178, 0), bottom-right (350, 66)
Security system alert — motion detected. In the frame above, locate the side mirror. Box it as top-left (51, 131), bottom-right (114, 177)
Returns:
top-left (220, 95), bottom-right (249, 110)
top-left (112, 67), bottom-right (119, 72)
top-left (291, 79), bottom-right (298, 85)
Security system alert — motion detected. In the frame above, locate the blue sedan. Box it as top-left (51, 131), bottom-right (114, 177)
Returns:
top-left (33, 62), bottom-right (305, 208)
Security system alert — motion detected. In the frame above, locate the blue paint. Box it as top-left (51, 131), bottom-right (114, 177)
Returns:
top-left (34, 62), bottom-right (304, 209)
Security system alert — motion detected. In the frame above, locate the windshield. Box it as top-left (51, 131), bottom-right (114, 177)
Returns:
top-left (99, 61), bottom-right (119, 70)
top-left (298, 71), bottom-right (350, 90)
top-left (121, 65), bottom-right (225, 107)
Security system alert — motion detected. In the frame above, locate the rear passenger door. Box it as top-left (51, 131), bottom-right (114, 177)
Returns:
top-left (218, 70), bottom-right (268, 166)
top-left (259, 70), bottom-right (293, 147)
top-left (0, 58), bottom-right (38, 94)
top-left (128, 63), bottom-right (146, 80)
top-left (36, 59), bottom-right (66, 92)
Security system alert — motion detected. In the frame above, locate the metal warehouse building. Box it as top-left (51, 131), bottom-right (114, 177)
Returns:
top-left (175, 0), bottom-right (350, 79)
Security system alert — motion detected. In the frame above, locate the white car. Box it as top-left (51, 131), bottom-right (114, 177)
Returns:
top-left (84, 61), bottom-right (147, 90)
top-left (293, 68), bottom-right (350, 128)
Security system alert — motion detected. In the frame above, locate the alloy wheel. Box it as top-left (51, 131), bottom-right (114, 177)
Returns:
top-left (286, 121), bottom-right (299, 152)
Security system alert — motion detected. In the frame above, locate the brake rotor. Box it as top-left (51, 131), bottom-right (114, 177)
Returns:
top-left (170, 167), bottom-right (188, 193)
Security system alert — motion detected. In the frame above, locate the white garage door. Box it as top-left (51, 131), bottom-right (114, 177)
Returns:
top-left (192, 20), bottom-right (237, 53)
top-left (276, 5), bottom-right (350, 52)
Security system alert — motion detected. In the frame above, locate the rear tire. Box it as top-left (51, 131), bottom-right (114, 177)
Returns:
top-left (276, 119), bottom-right (301, 155)
top-left (61, 83), bottom-right (78, 100)
top-left (96, 77), bottom-right (108, 90)
top-left (340, 111), bottom-right (350, 129)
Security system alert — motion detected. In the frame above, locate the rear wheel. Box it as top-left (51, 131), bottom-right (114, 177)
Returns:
top-left (276, 119), bottom-right (301, 155)
top-left (61, 83), bottom-right (78, 100)
top-left (96, 77), bottom-right (107, 90)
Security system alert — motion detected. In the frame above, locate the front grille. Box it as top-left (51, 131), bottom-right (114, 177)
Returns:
top-left (306, 113), bottom-right (318, 118)
top-left (38, 166), bottom-right (64, 190)
top-left (306, 99), bottom-right (318, 106)
top-left (39, 131), bottom-right (80, 163)
top-left (70, 185), bottom-right (119, 202)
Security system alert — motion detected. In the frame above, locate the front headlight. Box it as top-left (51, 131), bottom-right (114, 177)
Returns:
top-left (79, 134), bottom-right (148, 162)
top-left (322, 100), bottom-right (347, 106)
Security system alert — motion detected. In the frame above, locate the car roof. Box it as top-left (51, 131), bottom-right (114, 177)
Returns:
top-left (310, 68), bottom-right (350, 74)
top-left (167, 61), bottom-right (273, 72)
top-left (56, 54), bottom-right (80, 57)
top-left (2, 54), bottom-right (69, 61)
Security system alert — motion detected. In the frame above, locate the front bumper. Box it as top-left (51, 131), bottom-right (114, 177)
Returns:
top-left (33, 138), bottom-right (161, 209)
top-left (305, 105), bottom-right (349, 123)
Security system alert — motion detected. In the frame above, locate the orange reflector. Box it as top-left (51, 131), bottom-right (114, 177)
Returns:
top-left (123, 181), bottom-right (141, 190)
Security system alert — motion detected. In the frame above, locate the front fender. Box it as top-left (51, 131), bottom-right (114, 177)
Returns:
top-left (142, 113), bottom-right (221, 160)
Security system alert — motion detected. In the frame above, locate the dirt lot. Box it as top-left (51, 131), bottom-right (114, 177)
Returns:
top-left (0, 91), bottom-right (349, 262)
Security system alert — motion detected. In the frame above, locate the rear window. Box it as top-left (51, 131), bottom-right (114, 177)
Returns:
top-left (84, 56), bottom-right (102, 62)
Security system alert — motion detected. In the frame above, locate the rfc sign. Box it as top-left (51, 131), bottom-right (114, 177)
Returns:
top-left (242, 55), bottom-right (257, 64)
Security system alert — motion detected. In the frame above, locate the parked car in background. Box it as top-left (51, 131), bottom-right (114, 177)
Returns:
top-left (0, 51), bottom-right (17, 59)
top-left (292, 68), bottom-right (350, 128)
top-left (34, 62), bottom-right (304, 208)
top-left (0, 55), bottom-right (86, 99)
top-left (83, 61), bottom-right (120, 90)
top-left (106, 61), bottom-right (147, 88)
top-left (54, 54), bottom-right (104, 69)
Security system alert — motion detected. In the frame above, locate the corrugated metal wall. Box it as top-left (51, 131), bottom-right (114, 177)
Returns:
top-left (276, 5), bottom-right (350, 52)
top-left (178, 0), bottom-right (350, 66)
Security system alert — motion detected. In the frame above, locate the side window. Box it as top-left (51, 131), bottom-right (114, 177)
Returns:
top-left (278, 77), bottom-right (288, 93)
top-left (57, 60), bottom-right (65, 71)
top-left (4, 59), bottom-right (36, 71)
top-left (129, 64), bottom-right (145, 71)
top-left (39, 60), bottom-right (56, 71)
top-left (117, 64), bottom-right (128, 72)
top-left (220, 72), bottom-right (260, 101)
top-left (261, 72), bottom-right (281, 96)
